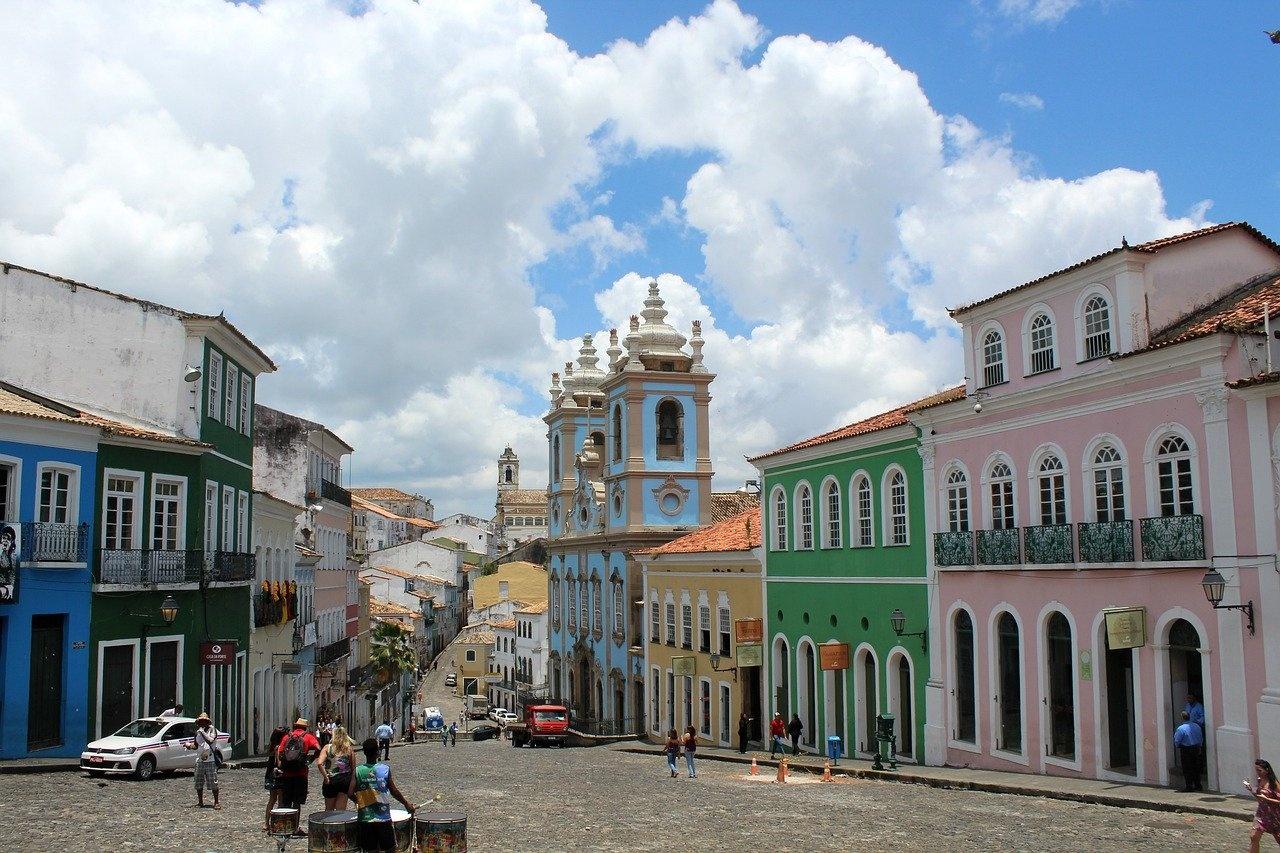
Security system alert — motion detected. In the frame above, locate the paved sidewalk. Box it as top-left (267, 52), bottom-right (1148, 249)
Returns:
top-left (613, 741), bottom-right (1254, 822)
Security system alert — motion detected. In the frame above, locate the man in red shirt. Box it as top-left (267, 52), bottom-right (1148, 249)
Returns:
top-left (275, 717), bottom-right (321, 827)
top-left (768, 713), bottom-right (786, 758)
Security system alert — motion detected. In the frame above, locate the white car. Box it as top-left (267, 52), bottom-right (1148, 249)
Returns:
top-left (488, 707), bottom-right (510, 723)
top-left (80, 717), bottom-right (229, 780)
top-left (495, 711), bottom-right (518, 725)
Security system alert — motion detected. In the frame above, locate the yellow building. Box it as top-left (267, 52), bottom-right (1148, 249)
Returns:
top-left (636, 507), bottom-right (765, 748)
top-left (470, 561), bottom-right (547, 614)
top-left (451, 625), bottom-right (496, 699)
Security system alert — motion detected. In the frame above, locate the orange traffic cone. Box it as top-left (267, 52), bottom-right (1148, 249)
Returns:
top-left (776, 756), bottom-right (788, 784)
top-left (822, 759), bottom-right (832, 782)
top-left (750, 757), bottom-right (759, 776)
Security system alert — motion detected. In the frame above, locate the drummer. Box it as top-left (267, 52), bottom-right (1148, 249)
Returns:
top-left (349, 737), bottom-right (416, 853)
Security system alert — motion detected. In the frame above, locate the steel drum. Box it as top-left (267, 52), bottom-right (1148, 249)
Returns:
top-left (414, 810), bottom-right (466, 853)
top-left (268, 808), bottom-right (301, 838)
top-left (390, 808), bottom-right (413, 852)
top-left (308, 809), bottom-right (359, 852)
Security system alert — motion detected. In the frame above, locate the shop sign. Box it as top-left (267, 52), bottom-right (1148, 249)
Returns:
top-left (1104, 607), bottom-right (1147, 650)
top-left (1079, 649), bottom-right (1093, 681)
top-left (280, 661), bottom-right (302, 675)
top-left (734, 618), bottom-right (763, 644)
top-left (200, 640), bottom-right (237, 666)
top-left (736, 643), bottom-right (763, 668)
top-left (672, 656), bottom-right (696, 677)
top-left (819, 642), bottom-right (850, 671)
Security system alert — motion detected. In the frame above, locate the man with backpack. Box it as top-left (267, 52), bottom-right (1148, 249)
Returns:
top-left (275, 717), bottom-right (321, 831)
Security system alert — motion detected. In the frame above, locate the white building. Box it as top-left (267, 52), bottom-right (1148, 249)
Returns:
top-left (432, 514), bottom-right (497, 558)
top-left (491, 618), bottom-right (518, 712)
top-left (515, 601), bottom-right (549, 708)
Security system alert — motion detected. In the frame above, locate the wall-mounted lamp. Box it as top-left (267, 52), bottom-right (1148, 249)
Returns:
top-left (1201, 569), bottom-right (1255, 635)
top-left (890, 607), bottom-right (928, 652)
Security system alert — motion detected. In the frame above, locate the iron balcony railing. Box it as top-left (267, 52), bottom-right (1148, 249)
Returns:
top-left (253, 590), bottom-right (298, 628)
top-left (1139, 514), bottom-right (1206, 562)
top-left (976, 528), bottom-right (1020, 565)
top-left (96, 548), bottom-right (205, 584)
top-left (318, 638), bottom-right (349, 666)
top-left (321, 479), bottom-right (352, 507)
top-left (348, 661), bottom-right (378, 689)
top-left (1024, 524), bottom-right (1074, 565)
top-left (934, 530), bottom-right (975, 566)
top-left (1077, 520), bottom-right (1134, 563)
top-left (212, 551), bottom-right (255, 582)
top-left (21, 521), bottom-right (89, 563)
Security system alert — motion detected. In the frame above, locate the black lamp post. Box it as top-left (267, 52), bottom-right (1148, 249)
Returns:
top-left (1200, 569), bottom-right (1255, 635)
top-left (890, 608), bottom-right (928, 652)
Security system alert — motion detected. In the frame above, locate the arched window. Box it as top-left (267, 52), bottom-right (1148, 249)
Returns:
top-left (946, 469), bottom-right (970, 532)
top-left (1155, 435), bottom-right (1194, 516)
top-left (823, 479), bottom-right (842, 548)
top-left (853, 475), bottom-right (873, 547)
top-left (989, 462), bottom-right (1015, 530)
top-left (664, 595), bottom-right (676, 645)
top-left (552, 435), bottom-right (561, 482)
top-left (579, 578), bottom-right (588, 632)
top-left (681, 598), bottom-right (693, 649)
top-left (656, 399), bottom-right (683, 460)
top-left (612, 404), bottom-right (623, 462)
top-left (1045, 612), bottom-right (1075, 759)
top-left (567, 580), bottom-right (577, 632)
top-left (886, 469), bottom-right (908, 545)
top-left (1091, 444), bottom-right (1125, 521)
top-left (1037, 454), bottom-right (1067, 525)
top-left (953, 610), bottom-right (976, 744)
top-left (996, 612), bottom-right (1021, 754)
top-left (982, 328), bottom-right (1006, 387)
top-left (504, 466), bottom-right (513, 483)
top-left (796, 483), bottom-right (814, 550)
top-left (551, 576), bottom-right (561, 626)
top-left (1082, 294), bottom-right (1112, 359)
top-left (771, 488), bottom-right (788, 551)
top-left (592, 580), bottom-right (602, 634)
top-left (1028, 312), bottom-right (1057, 374)
top-left (613, 582), bottom-right (624, 635)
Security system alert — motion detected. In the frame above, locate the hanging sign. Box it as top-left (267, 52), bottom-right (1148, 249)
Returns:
top-left (200, 641), bottom-right (237, 666)
top-left (280, 661), bottom-right (302, 675)
top-left (736, 643), bottom-right (763, 668)
top-left (1079, 649), bottom-right (1093, 681)
top-left (672, 656), bottom-right (696, 677)
top-left (734, 618), bottom-right (763, 644)
top-left (1104, 607), bottom-right (1147, 650)
top-left (819, 642), bottom-right (850, 671)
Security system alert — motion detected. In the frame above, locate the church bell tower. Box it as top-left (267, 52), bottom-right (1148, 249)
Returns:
top-left (498, 445), bottom-right (519, 491)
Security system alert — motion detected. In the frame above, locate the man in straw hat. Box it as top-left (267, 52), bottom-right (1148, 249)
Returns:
top-left (186, 712), bottom-right (221, 809)
top-left (275, 716), bottom-right (321, 834)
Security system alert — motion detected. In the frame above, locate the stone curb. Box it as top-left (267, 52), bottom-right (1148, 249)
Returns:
top-left (616, 746), bottom-right (1251, 823)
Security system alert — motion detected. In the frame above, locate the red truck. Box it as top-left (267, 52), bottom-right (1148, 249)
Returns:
top-left (509, 704), bottom-right (569, 748)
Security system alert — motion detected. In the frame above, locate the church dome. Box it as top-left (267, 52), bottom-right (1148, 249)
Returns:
top-left (630, 280), bottom-right (690, 368)
top-left (562, 334), bottom-right (607, 401)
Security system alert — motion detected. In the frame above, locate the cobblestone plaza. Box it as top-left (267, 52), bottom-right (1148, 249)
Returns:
top-left (10, 740), bottom-right (1248, 852)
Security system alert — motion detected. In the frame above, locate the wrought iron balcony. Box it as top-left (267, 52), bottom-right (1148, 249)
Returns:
top-left (253, 591), bottom-right (298, 628)
top-left (348, 661), bottom-right (379, 689)
top-left (934, 530), bottom-right (975, 566)
top-left (1077, 520), bottom-right (1134, 563)
top-left (318, 638), bottom-right (349, 666)
top-left (321, 478), bottom-right (352, 507)
top-left (976, 528), bottom-right (1021, 565)
top-left (1024, 524), bottom-right (1074, 565)
top-left (1140, 514), bottom-right (1206, 562)
top-left (96, 548), bottom-right (204, 585)
top-left (21, 521), bottom-right (88, 563)
top-left (212, 551), bottom-right (255, 582)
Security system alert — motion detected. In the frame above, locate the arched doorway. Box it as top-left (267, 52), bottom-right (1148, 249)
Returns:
top-left (1101, 619), bottom-right (1137, 775)
top-left (1166, 619), bottom-right (1205, 788)
top-left (953, 610), bottom-right (976, 745)
top-left (595, 679), bottom-right (604, 722)
top-left (855, 647), bottom-right (878, 755)
top-left (1045, 612), bottom-right (1076, 761)
top-left (772, 636), bottom-right (790, 717)
top-left (579, 658), bottom-right (591, 715)
top-left (889, 653), bottom-right (914, 759)
top-left (995, 612), bottom-right (1022, 755)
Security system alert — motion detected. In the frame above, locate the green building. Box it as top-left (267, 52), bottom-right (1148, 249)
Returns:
top-left (749, 387), bottom-right (961, 762)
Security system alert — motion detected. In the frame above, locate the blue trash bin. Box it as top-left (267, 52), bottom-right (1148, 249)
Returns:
top-left (826, 734), bottom-right (842, 764)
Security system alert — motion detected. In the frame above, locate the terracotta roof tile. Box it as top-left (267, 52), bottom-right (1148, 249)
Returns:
top-left (351, 487), bottom-right (421, 502)
top-left (642, 508), bottom-right (762, 555)
top-left (497, 489), bottom-right (548, 505)
top-left (1117, 270), bottom-right (1280, 358)
top-left (370, 597), bottom-right (415, 617)
top-left (708, 492), bottom-right (761, 523)
top-left (491, 618), bottom-right (517, 630)
top-left (1227, 371), bottom-right (1280, 390)
top-left (515, 601), bottom-right (549, 614)
top-left (750, 385), bottom-right (965, 463)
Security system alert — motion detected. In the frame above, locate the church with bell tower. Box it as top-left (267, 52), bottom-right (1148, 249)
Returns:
top-left (545, 279), bottom-right (715, 730)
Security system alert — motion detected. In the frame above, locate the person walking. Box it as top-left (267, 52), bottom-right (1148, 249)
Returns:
top-left (375, 719), bottom-right (394, 761)
top-left (768, 713), bottom-right (786, 758)
top-left (664, 729), bottom-right (681, 778)
top-left (317, 715), bottom-right (332, 750)
top-left (261, 726), bottom-right (288, 834)
top-left (1246, 758), bottom-right (1280, 852)
top-left (186, 712), bottom-right (221, 809)
top-left (737, 712), bottom-right (751, 754)
top-left (1173, 711), bottom-right (1204, 792)
top-left (682, 727), bottom-right (698, 779)
top-left (448, 722), bottom-right (458, 746)
top-left (788, 713), bottom-right (803, 756)
top-left (318, 726), bottom-right (356, 811)
top-left (349, 738), bottom-right (416, 853)
top-left (276, 717), bottom-right (321, 836)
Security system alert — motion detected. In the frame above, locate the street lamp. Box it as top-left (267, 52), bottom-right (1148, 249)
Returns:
top-left (1200, 569), bottom-right (1255, 635)
top-left (890, 608), bottom-right (928, 652)
top-left (708, 653), bottom-right (738, 682)
top-left (132, 595), bottom-right (180, 637)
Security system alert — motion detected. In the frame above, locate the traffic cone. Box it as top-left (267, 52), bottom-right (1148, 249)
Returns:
top-left (776, 756), bottom-right (788, 784)
top-left (822, 759), bottom-right (832, 782)
top-left (750, 756), bottom-right (759, 776)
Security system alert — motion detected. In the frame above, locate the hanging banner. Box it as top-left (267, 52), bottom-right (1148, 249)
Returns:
top-left (1104, 607), bottom-right (1147, 650)
top-left (0, 523), bottom-right (19, 604)
top-left (734, 618), bottom-right (763, 644)
top-left (819, 642), bottom-right (850, 671)
top-left (200, 641), bottom-right (237, 666)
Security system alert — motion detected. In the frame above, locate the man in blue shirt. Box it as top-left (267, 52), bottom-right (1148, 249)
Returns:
top-left (1173, 711), bottom-right (1204, 792)
top-left (375, 720), bottom-right (394, 761)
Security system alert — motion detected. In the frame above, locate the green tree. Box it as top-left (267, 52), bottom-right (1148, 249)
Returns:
top-left (370, 620), bottom-right (417, 686)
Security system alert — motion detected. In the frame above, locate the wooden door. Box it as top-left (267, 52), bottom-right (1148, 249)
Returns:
top-left (27, 615), bottom-right (64, 750)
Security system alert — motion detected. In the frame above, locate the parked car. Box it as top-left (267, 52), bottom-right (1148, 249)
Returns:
top-left (470, 724), bottom-right (500, 742)
top-left (494, 710), bottom-right (518, 725)
top-left (81, 717), bottom-right (229, 780)
top-left (444, 673), bottom-right (457, 688)
top-left (487, 706), bottom-right (509, 723)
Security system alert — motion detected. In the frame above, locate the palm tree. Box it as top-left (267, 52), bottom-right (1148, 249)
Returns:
top-left (370, 621), bottom-right (417, 686)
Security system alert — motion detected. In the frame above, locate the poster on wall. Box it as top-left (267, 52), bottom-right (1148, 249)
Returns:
top-left (1104, 607), bottom-right (1147, 650)
top-left (0, 523), bottom-right (19, 604)
top-left (672, 656), bottom-right (696, 677)
top-left (819, 642), bottom-right (850, 671)
top-left (734, 618), bottom-right (763, 644)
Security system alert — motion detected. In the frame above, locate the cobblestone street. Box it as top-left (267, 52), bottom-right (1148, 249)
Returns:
top-left (5, 739), bottom-right (1250, 852)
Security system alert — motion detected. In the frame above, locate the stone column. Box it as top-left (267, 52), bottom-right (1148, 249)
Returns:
top-left (918, 441), bottom-right (946, 766)
top-left (1246, 396), bottom-right (1280, 765)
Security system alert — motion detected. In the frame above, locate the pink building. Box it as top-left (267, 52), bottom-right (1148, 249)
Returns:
top-left (911, 222), bottom-right (1280, 793)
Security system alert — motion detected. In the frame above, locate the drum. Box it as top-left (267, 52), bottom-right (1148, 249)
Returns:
top-left (268, 808), bottom-right (301, 838)
top-left (414, 810), bottom-right (467, 853)
top-left (307, 810), bottom-right (359, 852)
top-left (390, 808), bottom-right (413, 852)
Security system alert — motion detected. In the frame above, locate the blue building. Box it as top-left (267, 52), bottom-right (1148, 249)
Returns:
top-left (545, 281), bottom-right (716, 730)
top-left (0, 382), bottom-right (98, 758)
